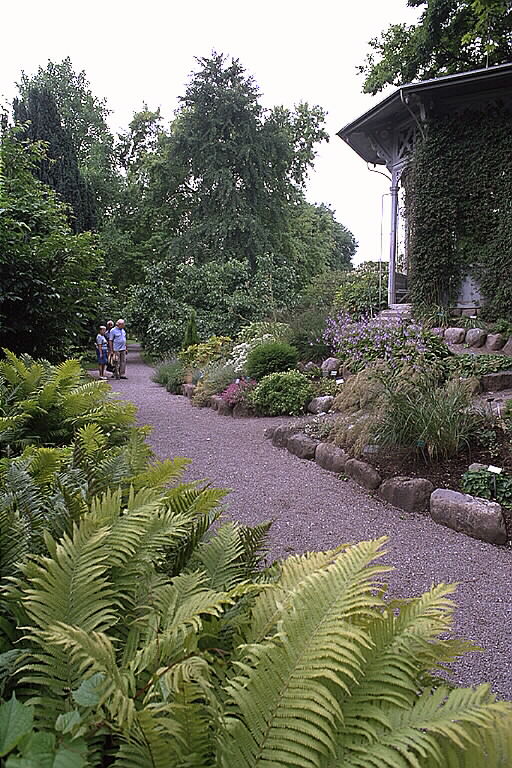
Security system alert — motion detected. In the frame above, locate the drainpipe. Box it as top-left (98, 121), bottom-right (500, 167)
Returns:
top-left (388, 166), bottom-right (399, 306)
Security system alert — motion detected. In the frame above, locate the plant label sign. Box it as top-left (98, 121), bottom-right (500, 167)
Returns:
top-left (487, 465), bottom-right (503, 474)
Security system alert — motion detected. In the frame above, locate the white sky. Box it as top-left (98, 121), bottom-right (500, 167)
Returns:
top-left (1, 0), bottom-right (420, 264)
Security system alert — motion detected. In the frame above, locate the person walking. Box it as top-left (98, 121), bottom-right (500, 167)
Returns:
top-left (95, 325), bottom-right (109, 380)
top-left (109, 319), bottom-right (128, 379)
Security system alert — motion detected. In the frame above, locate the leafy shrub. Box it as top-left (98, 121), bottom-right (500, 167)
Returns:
top-left (373, 374), bottom-right (481, 462)
top-left (324, 313), bottom-right (449, 372)
top-left (221, 378), bottom-right (257, 408)
top-left (251, 370), bottom-right (314, 416)
top-left (445, 353), bottom-right (512, 379)
top-left (288, 307), bottom-right (332, 361)
top-left (333, 261), bottom-right (388, 318)
top-left (179, 335), bottom-right (233, 368)
top-left (246, 341), bottom-right (299, 380)
top-left (462, 468), bottom-right (512, 506)
top-left (191, 362), bottom-right (237, 407)
top-left (152, 359), bottom-right (186, 393)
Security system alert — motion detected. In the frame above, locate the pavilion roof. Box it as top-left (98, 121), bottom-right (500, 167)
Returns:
top-left (338, 62), bottom-right (512, 165)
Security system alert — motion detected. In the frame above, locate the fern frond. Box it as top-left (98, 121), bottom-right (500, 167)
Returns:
top-left (245, 545), bottom-right (351, 645)
top-left (219, 538), bottom-right (390, 768)
top-left (132, 458), bottom-right (192, 490)
top-left (340, 685), bottom-right (512, 768)
top-left (46, 623), bottom-right (136, 728)
top-left (191, 523), bottom-right (246, 591)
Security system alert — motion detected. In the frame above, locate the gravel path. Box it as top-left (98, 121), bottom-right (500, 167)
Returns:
top-left (111, 348), bottom-right (512, 699)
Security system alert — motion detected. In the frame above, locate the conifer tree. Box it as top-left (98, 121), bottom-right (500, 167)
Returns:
top-left (13, 87), bottom-right (96, 231)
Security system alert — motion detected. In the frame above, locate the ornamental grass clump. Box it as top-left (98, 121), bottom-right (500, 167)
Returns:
top-left (324, 312), bottom-right (448, 372)
top-left (246, 341), bottom-right (299, 380)
top-left (191, 362), bottom-right (237, 407)
top-left (251, 370), bottom-right (314, 416)
top-left (373, 374), bottom-right (480, 462)
top-left (152, 359), bottom-right (186, 393)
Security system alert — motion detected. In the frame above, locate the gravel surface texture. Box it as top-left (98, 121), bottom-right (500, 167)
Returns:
top-left (109, 348), bottom-right (512, 699)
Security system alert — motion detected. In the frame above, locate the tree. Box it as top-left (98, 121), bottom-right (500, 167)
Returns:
top-left (0, 129), bottom-right (104, 359)
top-left (128, 53), bottom-right (343, 351)
top-left (13, 87), bottom-right (96, 231)
top-left (17, 58), bottom-right (117, 219)
top-left (359, 0), bottom-right (512, 94)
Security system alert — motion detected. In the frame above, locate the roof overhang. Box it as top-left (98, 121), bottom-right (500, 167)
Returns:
top-left (338, 62), bottom-right (512, 166)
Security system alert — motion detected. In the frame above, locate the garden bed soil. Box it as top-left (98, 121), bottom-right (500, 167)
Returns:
top-left (362, 447), bottom-right (512, 540)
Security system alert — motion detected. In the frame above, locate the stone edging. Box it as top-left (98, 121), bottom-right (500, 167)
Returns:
top-left (265, 425), bottom-right (508, 547)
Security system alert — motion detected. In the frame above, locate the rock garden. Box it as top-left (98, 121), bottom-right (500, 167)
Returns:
top-left (154, 311), bottom-right (512, 548)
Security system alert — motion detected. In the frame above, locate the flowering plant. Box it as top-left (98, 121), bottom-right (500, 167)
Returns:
top-left (220, 378), bottom-right (257, 407)
top-left (323, 312), bottom-right (448, 371)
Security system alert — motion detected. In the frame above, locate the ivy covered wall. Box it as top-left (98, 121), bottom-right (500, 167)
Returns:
top-left (406, 106), bottom-right (512, 320)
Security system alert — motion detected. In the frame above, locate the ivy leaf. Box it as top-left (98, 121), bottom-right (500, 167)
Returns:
top-left (72, 672), bottom-right (105, 708)
top-left (55, 710), bottom-right (81, 734)
top-left (0, 695), bottom-right (34, 757)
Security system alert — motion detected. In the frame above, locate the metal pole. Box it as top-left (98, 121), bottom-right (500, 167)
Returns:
top-left (388, 166), bottom-right (399, 306)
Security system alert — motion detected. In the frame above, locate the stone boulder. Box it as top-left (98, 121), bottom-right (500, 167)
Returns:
top-left (430, 489), bottom-right (507, 545)
top-left (315, 443), bottom-right (348, 474)
top-left (209, 395), bottom-right (222, 410)
top-left (465, 328), bottom-right (487, 348)
top-left (501, 338), bottom-right (512, 357)
top-left (264, 426), bottom-right (277, 439)
top-left (345, 458), bottom-right (382, 490)
top-left (481, 371), bottom-right (512, 392)
top-left (430, 327), bottom-right (445, 338)
top-left (307, 396), bottom-right (334, 414)
top-left (468, 462), bottom-right (488, 473)
top-left (485, 333), bottom-right (506, 352)
top-left (321, 357), bottom-right (340, 377)
top-left (272, 424), bottom-right (301, 448)
top-left (286, 433), bottom-right (318, 460)
top-left (444, 327), bottom-right (466, 345)
top-left (182, 383), bottom-right (196, 399)
top-left (379, 476), bottom-right (434, 515)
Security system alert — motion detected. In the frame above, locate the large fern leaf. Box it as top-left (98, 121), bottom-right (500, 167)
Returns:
top-left (219, 538), bottom-right (390, 768)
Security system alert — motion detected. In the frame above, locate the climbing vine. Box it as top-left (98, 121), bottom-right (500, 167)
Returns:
top-left (406, 106), bottom-right (512, 320)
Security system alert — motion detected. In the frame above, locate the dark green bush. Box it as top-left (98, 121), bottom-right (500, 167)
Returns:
top-left (462, 468), bottom-right (512, 507)
top-left (246, 341), bottom-right (299, 380)
top-left (250, 371), bottom-right (314, 416)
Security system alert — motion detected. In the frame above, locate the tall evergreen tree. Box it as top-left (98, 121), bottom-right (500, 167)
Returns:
top-left (18, 58), bottom-right (117, 220)
top-left (13, 87), bottom-right (96, 231)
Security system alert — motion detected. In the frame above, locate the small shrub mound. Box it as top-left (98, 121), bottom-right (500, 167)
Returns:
top-left (152, 359), bottom-right (185, 394)
top-left (221, 378), bottom-right (257, 408)
top-left (251, 370), bottom-right (314, 416)
top-left (246, 341), bottom-right (299, 380)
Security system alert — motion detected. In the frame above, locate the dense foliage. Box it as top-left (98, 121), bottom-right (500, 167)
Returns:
top-left (246, 341), bottom-right (299, 380)
top-left (334, 261), bottom-right (388, 318)
top-left (406, 108), bottom-right (512, 321)
top-left (0, 131), bottom-right (104, 360)
top-left (359, 0), bottom-right (512, 94)
top-left (250, 370), bottom-right (314, 416)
